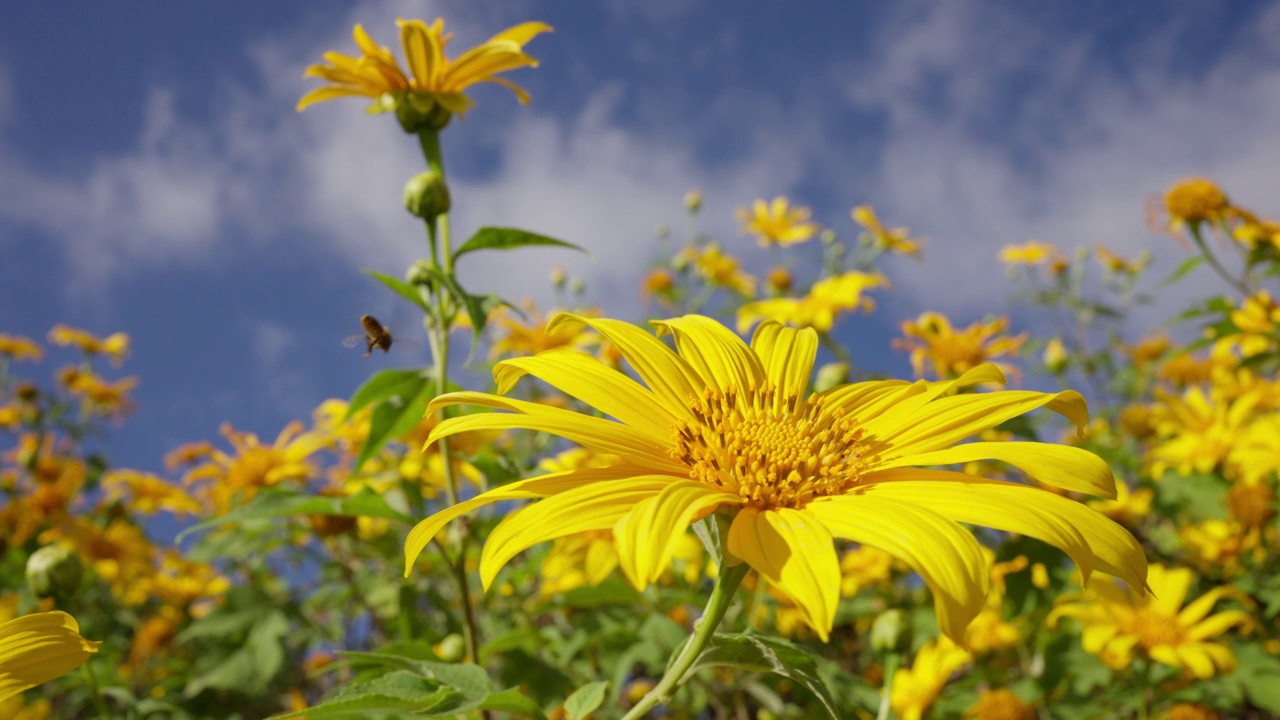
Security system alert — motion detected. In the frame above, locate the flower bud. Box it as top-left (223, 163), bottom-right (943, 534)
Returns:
top-left (814, 362), bottom-right (850, 393)
top-left (405, 260), bottom-right (436, 286)
top-left (684, 188), bottom-right (703, 213)
top-left (549, 265), bottom-right (567, 289)
top-left (820, 229), bottom-right (838, 246)
top-left (870, 609), bottom-right (907, 653)
top-left (570, 278), bottom-right (586, 295)
top-left (1043, 338), bottom-right (1068, 374)
top-left (404, 170), bottom-right (451, 219)
top-left (26, 544), bottom-right (83, 599)
top-left (434, 633), bottom-right (466, 662)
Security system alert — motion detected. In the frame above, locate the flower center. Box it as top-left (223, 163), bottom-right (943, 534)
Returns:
top-left (931, 335), bottom-right (986, 374)
top-left (674, 386), bottom-right (868, 509)
top-left (1130, 611), bottom-right (1182, 651)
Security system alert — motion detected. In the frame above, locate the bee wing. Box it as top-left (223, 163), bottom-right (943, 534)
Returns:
top-left (395, 337), bottom-right (423, 349)
top-left (342, 335), bottom-right (365, 348)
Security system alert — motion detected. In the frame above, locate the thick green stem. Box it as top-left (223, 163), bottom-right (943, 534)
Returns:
top-left (620, 562), bottom-right (750, 720)
top-left (876, 653), bottom-right (899, 720)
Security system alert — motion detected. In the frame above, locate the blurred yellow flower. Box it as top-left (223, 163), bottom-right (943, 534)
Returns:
top-left (183, 421), bottom-right (329, 515)
top-left (139, 551), bottom-right (230, 611)
top-left (1159, 703), bottom-right (1219, 720)
top-left (690, 243), bottom-right (756, 296)
top-left (965, 689), bottom-right (1035, 720)
top-left (1222, 290), bottom-right (1280, 357)
top-left (1165, 177), bottom-right (1229, 230)
top-left (298, 19), bottom-right (552, 119)
top-left (966, 550), bottom-right (1026, 653)
top-left (1043, 337), bottom-right (1068, 373)
top-left (102, 469), bottom-right (202, 518)
top-left (1095, 245), bottom-right (1145, 274)
top-left (894, 312), bottom-right (1027, 380)
top-left (1087, 481), bottom-right (1152, 526)
top-left (736, 271), bottom-right (887, 333)
top-left (1180, 520), bottom-right (1256, 577)
top-left (839, 545), bottom-right (896, 597)
top-left (0, 611), bottom-right (99, 702)
top-left (0, 334), bottom-right (43, 363)
top-left (44, 518), bottom-right (155, 605)
top-left (539, 530), bottom-right (619, 597)
top-left (1232, 212), bottom-right (1280, 250)
top-left (765, 266), bottom-right (793, 294)
top-left (1124, 334), bottom-right (1171, 367)
top-left (998, 241), bottom-right (1059, 266)
top-left (0, 695), bottom-right (52, 720)
top-left (851, 205), bottom-right (925, 259)
top-left (1050, 564), bottom-right (1253, 678)
top-left (490, 302), bottom-right (600, 359)
top-left (1148, 386), bottom-right (1258, 477)
top-left (736, 197), bottom-right (818, 248)
top-left (891, 635), bottom-right (971, 720)
top-left (642, 268), bottom-right (675, 297)
top-left (47, 325), bottom-right (129, 366)
top-left (407, 315), bottom-right (1146, 642)
top-left (1226, 479), bottom-right (1276, 530)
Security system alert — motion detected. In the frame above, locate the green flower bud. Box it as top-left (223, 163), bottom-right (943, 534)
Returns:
top-left (813, 362), bottom-right (850, 393)
top-left (434, 633), bottom-right (466, 662)
top-left (820, 229), bottom-right (838, 245)
top-left (406, 260), bottom-right (436, 286)
top-left (404, 170), bottom-right (451, 219)
top-left (384, 92), bottom-right (453, 134)
top-left (26, 544), bottom-right (83, 599)
top-left (870, 609), bottom-right (907, 653)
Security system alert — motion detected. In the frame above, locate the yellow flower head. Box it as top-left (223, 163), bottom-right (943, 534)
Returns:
top-left (1043, 337), bottom-right (1068, 373)
top-left (737, 271), bottom-right (887, 334)
top-left (840, 545), bottom-right (896, 597)
top-left (1179, 520), bottom-right (1256, 577)
top-left (894, 312), bottom-right (1027, 381)
top-left (1050, 564), bottom-right (1254, 678)
top-left (47, 325), bottom-right (129, 366)
top-left (765, 266), bottom-right (793, 294)
top-left (102, 469), bottom-right (202, 518)
top-left (642, 268), bottom-right (676, 297)
top-left (299, 18), bottom-right (552, 124)
top-left (998, 241), bottom-right (1060, 267)
top-left (1165, 177), bottom-right (1229, 230)
top-left (1124, 334), bottom-right (1171, 367)
top-left (42, 519), bottom-right (155, 605)
top-left (852, 205), bottom-right (925, 259)
top-left (690, 244), bottom-right (757, 296)
top-left (1147, 386), bottom-right (1258, 477)
top-left (1087, 480), bottom-right (1153, 526)
top-left (490, 302), bottom-right (600, 359)
top-left (1226, 479), bottom-right (1276, 530)
top-left (0, 334), bottom-right (43, 363)
top-left (183, 421), bottom-right (329, 515)
top-left (0, 611), bottom-right (100, 703)
top-left (406, 314), bottom-right (1146, 642)
top-left (965, 689), bottom-right (1036, 720)
top-left (1232, 214), bottom-right (1280, 250)
top-left (891, 636), bottom-right (971, 720)
top-left (1095, 245), bottom-right (1146, 274)
top-left (1159, 703), bottom-right (1219, 720)
top-left (736, 197), bottom-right (819, 248)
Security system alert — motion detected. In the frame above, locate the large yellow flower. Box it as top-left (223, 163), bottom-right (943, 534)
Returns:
top-left (405, 315), bottom-right (1146, 641)
top-left (736, 197), bottom-right (819, 248)
top-left (1050, 564), bottom-right (1253, 679)
top-left (0, 611), bottom-right (99, 702)
top-left (298, 19), bottom-right (552, 117)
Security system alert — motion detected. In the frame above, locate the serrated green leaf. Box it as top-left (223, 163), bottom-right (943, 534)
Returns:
top-left (176, 487), bottom-right (410, 542)
top-left (563, 681), bottom-right (609, 719)
top-left (687, 633), bottom-right (842, 720)
top-left (453, 227), bottom-right (588, 264)
top-left (365, 269), bottom-right (430, 311)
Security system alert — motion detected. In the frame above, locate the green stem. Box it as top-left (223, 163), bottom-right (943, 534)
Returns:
top-left (1189, 222), bottom-right (1251, 296)
top-left (1136, 660), bottom-right (1150, 720)
top-left (620, 562), bottom-right (750, 720)
top-left (82, 662), bottom-right (111, 720)
top-left (876, 653), bottom-right (899, 720)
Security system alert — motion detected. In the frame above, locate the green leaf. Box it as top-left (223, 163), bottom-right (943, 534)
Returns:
top-left (562, 681), bottom-right (609, 719)
top-left (247, 611), bottom-right (290, 692)
top-left (269, 671), bottom-right (456, 718)
top-left (427, 267), bottom-right (513, 365)
top-left (453, 227), bottom-right (588, 264)
top-left (1234, 642), bottom-right (1280, 713)
top-left (687, 633), bottom-right (842, 720)
top-left (478, 688), bottom-right (548, 719)
top-left (365, 269), bottom-right (430, 311)
top-left (346, 368), bottom-right (433, 419)
top-left (354, 372), bottom-right (436, 473)
top-left (176, 487), bottom-right (410, 542)
top-left (1160, 256), bottom-right (1205, 287)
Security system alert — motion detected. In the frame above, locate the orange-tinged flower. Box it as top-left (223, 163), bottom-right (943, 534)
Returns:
top-left (765, 266), bottom-right (793, 294)
top-left (1124, 334), bottom-right (1171, 367)
top-left (839, 545), bottom-right (896, 597)
top-left (102, 469), bottom-right (202, 518)
top-left (965, 689), bottom-right (1036, 720)
top-left (1165, 177), bottom-right (1229, 231)
top-left (46, 326), bottom-right (129, 366)
top-left (0, 334), bottom-right (43, 363)
top-left (1226, 479), bottom-right (1276, 530)
top-left (183, 421), bottom-right (329, 515)
top-left (852, 205), bottom-right (925, 259)
top-left (298, 19), bottom-right (552, 119)
top-left (1160, 703), bottom-right (1219, 720)
top-left (1050, 564), bottom-right (1254, 678)
top-left (406, 315), bottom-right (1146, 642)
top-left (737, 271), bottom-right (886, 333)
top-left (642, 268), bottom-right (675, 297)
top-left (43, 518), bottom-right (155, 605)
top-left (891, 636), bottom-right (971, 720)
top-left (736, 197), bottom-right (818, 248)
top-left (1096, 245), bottom-right (1145, 274)
top-left (689, 244), bottom-right (756, 296)
top-left (0, 611), bottom-right (99, 702)
top-left (894, 312), bottom-right (1027, 380)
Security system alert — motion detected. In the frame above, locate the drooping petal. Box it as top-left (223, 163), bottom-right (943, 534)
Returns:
top-left (614, 481), bottom-right (741, 588)
top-left (474, 75), bottom-right (532, 104)
top-left (404, 465), bottom-right (651, 574)
top-left (494, 350), bottom-right (678, 439)
top-left (1177, 583), bottom-right (1252, 627)
top-left (1172, 644), bottom-right (1217, 679)
top-left (854, 473), bottom-right (1147, 590)
top-left (750, 322), bottom-right (818, 403)
top-left (808, 494), bottom-right (989, 643)
top-left (727, 507), bottom-right (840, 641)
top-left (486, 21), bottom-right (554, 47)
top-left (0, 612), bottom-right (100, 703)
top-left (652, 315), bottom-right (766, 393)
top-left (427, 392), bottom-right (684, 473)
top-left (296, 85), bottom-right (379, 111)
top-left (479, 477), bottom-right (675, 588)
top-left (875, 442), bottom-right (1117, 498)
top-left (546, 313), bottom-right (702, 418)
top-left (1185, 610), bottom-right (1255, 642)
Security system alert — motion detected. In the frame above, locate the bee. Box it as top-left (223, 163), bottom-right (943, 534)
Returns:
top-left (343, 314), bottom-right (395, 356)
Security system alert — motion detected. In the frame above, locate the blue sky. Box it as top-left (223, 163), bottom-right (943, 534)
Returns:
top-left (2, 0), bottom-right (1278, 481)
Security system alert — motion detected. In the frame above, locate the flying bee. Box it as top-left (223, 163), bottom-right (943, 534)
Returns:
top-left (343, 314), bottom-right (395, 356)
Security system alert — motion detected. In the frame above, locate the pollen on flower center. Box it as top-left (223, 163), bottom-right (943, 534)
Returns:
top-left (1130, 612), bottom-right (1181, 650)
top-left (673, 385), bottom-right (869, 509)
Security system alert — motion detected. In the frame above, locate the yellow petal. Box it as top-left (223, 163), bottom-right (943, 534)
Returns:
top-left (876, 442), bottom-right (1117, 498)
top-left (547, 313), bottom-right (702, 419)
top-left (1147, 565), bottom-right (1194, 616)
top-left (494, 350), bottom-right (678, 440)
top-left (427, 391), bottom-right (684, 473)
top-left (614, 481), bottom-right (740, 588)
top-left (404, 465), bottom-right (649, 575)
top-left (487, 21), bottom-right (553, 47)
top-left (652, 315), bottom-right (765, 392)
top-left (585, 539), bottom-right (620, 586)
top-left (1172, 644), bottom-right (1216, 679)
top-left (808, 495), bottom-right (988, 643)
top-left (444, 44), bottom-right (537, 91)
top-left (1177, 582), bottom-right (1251, 626)
top-left (873, 389), bottom-right (1089, 458)
top-left (475, 75), bottom-right (532, 104)
top-left (480, 477), bottom-right (674, 588)
top-left (1185, 610), bottom-right (1254, 641)
top-left (0, 611), bottom-right (100, 703)
top-left (296, 85), bottom-right (378, 111)
top-left (858, 364), bottom-right (1008, 435)
top-left (727, 507), bottom-right (840, 641)
top-left (398, 19), bottom-right (435, 88)
top-left (749, 322), bottom-right (818, 402)
top-left (855, 473), bottom-right (1147, 590)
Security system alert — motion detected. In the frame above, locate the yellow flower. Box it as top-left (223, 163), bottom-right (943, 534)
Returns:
top-left (851, 205), bottom-right (925, 259)
top-left (894, 312), bottom-right (1027, 381)
top-left (183, 421), bottom-right (329, 515)
top-left (102, 469), bottom-right (202, 518)
top-left (539, 530), bottom-right (619, 597)
top-left (490, 302), bottom-right (600, 359)
top-left (0, 611), bottom-right (99, 702)
top-left (406, 315), bottom-right (1146, 642)
top-left (1050, 564), bottom-right (1253, 678)
top-left (998, 241), bottom-right (1060, 266)
top-left (1148, 386), bottom-right (1259, 477)
top-left (1222, 290), bottom-right (1280, 357)
top-left (1087, 481), bottom-right (1153, 526)
top-left (765, 266), bottom-right (793, 294)
top-left (1226, 479), bottom-right (1276, 530)
top-left (1180, 520), bottom-right (1256, 577)
top-left (1165, 177), bottom-right (1229, 230)
top-left (138, 551), bottom-right (230, 611)
top-left (736, 271), bottom-right (887, 334)
top-left (43, 518), bottom-right (155, 605)
top-left (1159, 703), bottom-right (1219, 720)
top-left (1124, 334), bottom-right (1171, 367)
top-left (965, 689), bottom-right (1036, 720)
top-left (736, 197), bottom-right (818, 248)
top-left (890, 636), bottom-right (971, 720)
top-left (690, 244), bottom-right (756, 296)
top-left (298, 19), bottom-right (552, 120)
top-left (1043, 337), bottom-right (1068, 373)
top-left (0, 334), bottom-right (43, 363)
top-left (0, 695), bottom-right (52, 720)
top-left (642, 268), bottom-right (675, 297)
top-left (47, 325), bottom-right (129, 366)
top-left (1232, 214), bottom-right (1280, 250)
top-left (966, 550), bottom-right (1026, 652)
top-left (839, 545), bottom-right (896, 597)
top-left (1095, 245), bottom-right (1145, 274)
